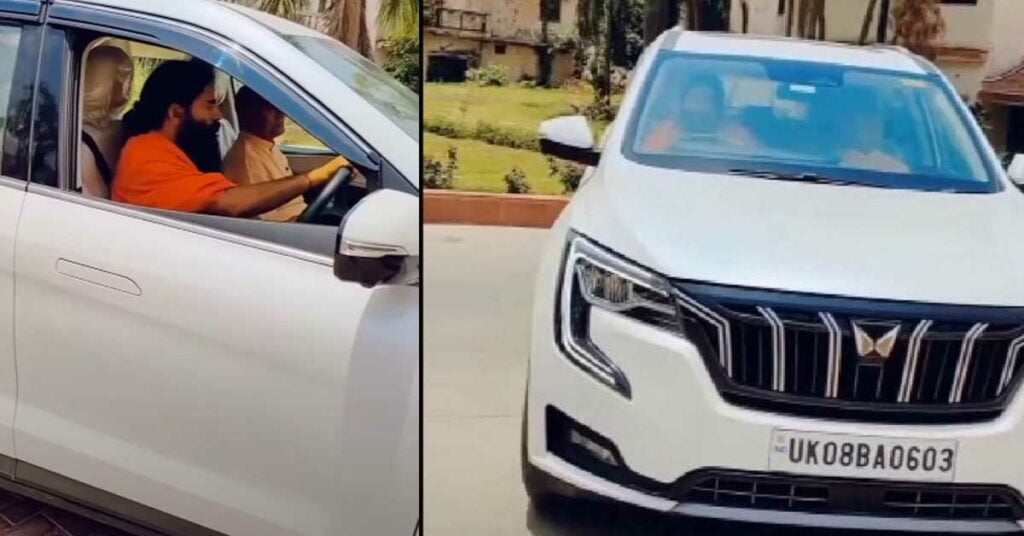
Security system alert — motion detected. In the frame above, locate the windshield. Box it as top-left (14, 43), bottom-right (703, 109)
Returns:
top-left (282, 35), bottom-right (419, 141)
top-left (624, 51), bottom-right (996, 193)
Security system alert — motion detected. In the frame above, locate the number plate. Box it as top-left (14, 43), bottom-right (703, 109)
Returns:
top-left (769, 429), bottom-right (957, 482)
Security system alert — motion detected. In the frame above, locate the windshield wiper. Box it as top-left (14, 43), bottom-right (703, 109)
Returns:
top-left (728, 168), bottom-right (887, 189)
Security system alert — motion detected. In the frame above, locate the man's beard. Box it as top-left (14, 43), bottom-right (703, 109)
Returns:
top-left (177, 115), bottom-right (222, 173)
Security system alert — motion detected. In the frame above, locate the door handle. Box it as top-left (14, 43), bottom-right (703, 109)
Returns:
top-left (55, 258), bottom-right (142, 296)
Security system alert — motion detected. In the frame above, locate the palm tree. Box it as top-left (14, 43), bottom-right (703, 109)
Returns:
top-left (859, 0), bottom-right (879, 44)
top-left (331, 0), bottom-right (372, 57)
top-left (891, 0), bottom-right (945, 59)
top-left (377, 0), bottom-right (418, 37)
top-left (258, 0), bottom-right (303, 20)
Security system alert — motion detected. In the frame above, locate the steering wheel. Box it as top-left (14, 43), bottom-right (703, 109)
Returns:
top-left (298, 166), bottom-right (353, 224)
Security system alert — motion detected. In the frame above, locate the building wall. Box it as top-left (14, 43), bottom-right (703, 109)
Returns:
top-left (987, 0), bottom-right (1024, 78)
top-left (731, 0), bottom-right (994, 49)
top-left (437, 0), bottom-right (578, 43)
top-left (728, 0), bottom-right (1022, 98)
top-left (425, 32), bottom-right (575, 85)
top-left (480, 42), bottom-right (541, 81)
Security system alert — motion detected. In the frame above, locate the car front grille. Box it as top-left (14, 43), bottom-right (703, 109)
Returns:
top-left (675, 281), bottom-right (1024, 423)
top-left (679, 471), bottom-right (1024, 522)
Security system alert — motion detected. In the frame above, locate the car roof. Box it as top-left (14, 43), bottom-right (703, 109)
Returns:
top-left (48, 0), bottom-right (418, 182)
top-left (660, 30), bottom-right (929, 75)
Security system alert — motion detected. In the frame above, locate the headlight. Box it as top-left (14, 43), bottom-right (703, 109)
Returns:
top-left (556, 233), bottom-right (681, 398)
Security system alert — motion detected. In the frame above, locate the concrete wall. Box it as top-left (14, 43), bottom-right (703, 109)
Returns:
top-left (480, 42), bottom-right (541, 80)
top-left (438, 0), bottom-right (578, 43)
top-left (728, 0), bottom-right (1024, 98)
top-left (987, 0), bottom-right (1024, 77)
top-left (425, 33), bottom-right (574, 85)
top-left (731, 0), bottom-right (994, 48)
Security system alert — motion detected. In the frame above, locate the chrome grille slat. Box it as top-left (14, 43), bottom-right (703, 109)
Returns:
top-left (898, 320), bottom-right (933, 403)
top-left (998, 335), bottom-right (1024, 396)
top-left (819, 312), bottom-right (842, 398)
top-left (758, 306), bottom-right (786, 392)
top-left (949, 323), bottom-right (988, 403)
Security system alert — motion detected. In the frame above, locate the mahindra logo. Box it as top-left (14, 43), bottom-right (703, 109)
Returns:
top-left (851, 321), bottom-right (901, 360)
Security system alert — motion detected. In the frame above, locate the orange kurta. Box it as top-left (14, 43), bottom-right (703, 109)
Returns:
top-left (113, 132), bottom-right (235, 212)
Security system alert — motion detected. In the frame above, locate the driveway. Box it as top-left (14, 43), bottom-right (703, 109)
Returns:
top-left (423, 224), bottom-right (952, 536)
top-left (0, 488), bottom-right (129, 536)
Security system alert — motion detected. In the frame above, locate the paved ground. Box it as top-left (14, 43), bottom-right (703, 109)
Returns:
top-left (423, 224), bottom-right (950, 536)
top-left (0, 489), bottom-right (128, 536)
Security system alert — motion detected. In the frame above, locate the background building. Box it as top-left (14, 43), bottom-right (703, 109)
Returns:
top-left (423, 0), bottom-right (577, 85)
top-left (729, 0), bottom-right (1024, 154)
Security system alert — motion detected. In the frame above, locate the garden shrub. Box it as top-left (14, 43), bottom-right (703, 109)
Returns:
top-left (380, 35), bottom-right (421, 93)
top-left (504, 167), bottom-right (532, 194)
top-left (547, 156), bottom-right (585, 193)
top-left (466, 64), bottom-right (510, 86)
top-left (424, 146), bottom-right (458, 189)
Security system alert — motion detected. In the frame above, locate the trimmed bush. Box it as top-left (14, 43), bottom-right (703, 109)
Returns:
top-left (547, 156), bottom-right (585, 193)
top-left (466, 64), bottom-right (510, 86)
top-left (424, 145), bottom-right (458, 189)
top-left (424, 119), bottom-right (539, 152)
top-left (504, 167), bottom-right (532, 194)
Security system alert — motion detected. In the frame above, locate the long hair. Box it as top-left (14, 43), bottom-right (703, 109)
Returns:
top-left (122, 60), bottom-right (215, 138)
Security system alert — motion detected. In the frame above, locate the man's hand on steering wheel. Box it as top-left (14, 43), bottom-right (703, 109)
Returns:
top-left (306, 156), bottom-right (350, 189)
top-left (298, 156), bottom-right (355, 223)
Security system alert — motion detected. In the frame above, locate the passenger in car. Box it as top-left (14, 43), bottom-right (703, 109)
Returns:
top-left (112, 60), bottom-right (348, 219)
top-left (641, 73), bottom-right (756, 152)
top-left (840, 88), bottom-right (909, 174)
top-left (222, 86), bottom-right (306, 222)
top-left (81, 45), bottom-right (133, 199)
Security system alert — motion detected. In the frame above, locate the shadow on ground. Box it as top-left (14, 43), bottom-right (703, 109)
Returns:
top-left (525, 498), bottom-right (952, 536)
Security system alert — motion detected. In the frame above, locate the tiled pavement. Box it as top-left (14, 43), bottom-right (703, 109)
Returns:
top-left (0, 489), bottom-right (130, 536)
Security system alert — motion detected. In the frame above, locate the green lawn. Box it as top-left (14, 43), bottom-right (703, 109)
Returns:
top-left (425, 83), bottom-right (600, 136)
top-left (425, 133), bottom-right (564, 195)
top-left (424, 82), bottom-right (618, 193)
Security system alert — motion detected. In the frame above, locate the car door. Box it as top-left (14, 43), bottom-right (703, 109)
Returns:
top-left (0, 6), bottom-right (44, 478)
top-left (11, 10), bottom-right (402, 536)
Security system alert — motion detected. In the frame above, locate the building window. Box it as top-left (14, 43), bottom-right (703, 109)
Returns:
top-left (778, 0), bottom-right (785, 15)
top-left (495, 43), bottom-right (507, 55)
top-left (541, 0), bottom-right (561, 22)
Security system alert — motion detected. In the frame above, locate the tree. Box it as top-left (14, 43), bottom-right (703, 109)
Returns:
top-left (332, 0), bottom-right (371, 57)
top-left (377, 0), bottom-right (419, 37)
top-left (859, 0), bottom-right (879, 45)
top-left (891, 0), bottom-right (945, 59)
top-left (791, 0), bottom-right (824, 40)
top-left (257, 0), bottom-right (303, 20)
top-left (643, 0), bottom-right (678, 45)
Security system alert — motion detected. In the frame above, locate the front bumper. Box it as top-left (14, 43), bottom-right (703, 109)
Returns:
top-left (526, 290), bottom-right (1024, 532)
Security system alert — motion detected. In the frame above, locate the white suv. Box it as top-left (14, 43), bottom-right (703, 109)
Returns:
top-left (524, 30), bottom-right (1024, 533)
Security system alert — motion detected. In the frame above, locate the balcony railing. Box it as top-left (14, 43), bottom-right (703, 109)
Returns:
top-left (428, 7), bottom-right (489, 34)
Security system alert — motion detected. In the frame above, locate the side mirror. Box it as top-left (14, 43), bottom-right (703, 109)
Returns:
top-left (538, 116), bottom-right (600, 167)
top-left (1008, 154), bottom-right (1024, 188)
top-left (335, 189), bottom-right (419, 288)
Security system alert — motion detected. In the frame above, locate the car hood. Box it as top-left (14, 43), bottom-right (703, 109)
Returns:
top-left (570, 158), bottom-right (1024, 306)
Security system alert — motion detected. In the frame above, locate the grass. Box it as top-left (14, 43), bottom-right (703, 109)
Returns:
top-left (424, 83), bottom-right (600, 136)
top-left (424, 133), bottom-right (565, 195)
top-left (424, 82), bottom-right (620, 193)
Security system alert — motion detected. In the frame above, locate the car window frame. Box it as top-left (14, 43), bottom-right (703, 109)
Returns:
top-left (0, 13), bottom-right (41, 187)
top-left (28, 7), bottom-right (389, 261)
